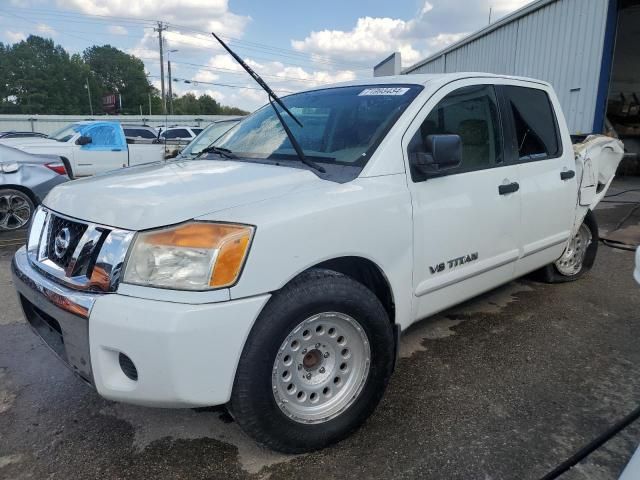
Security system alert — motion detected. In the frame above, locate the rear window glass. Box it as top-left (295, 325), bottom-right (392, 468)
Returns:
top-left (163, 129), bottom-right (191, 139)
top-left (504, 86), bottom-right (560, 160)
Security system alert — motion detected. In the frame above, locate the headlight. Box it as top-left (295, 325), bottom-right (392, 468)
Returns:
top-left (123, 222), bottom-right (254, 290)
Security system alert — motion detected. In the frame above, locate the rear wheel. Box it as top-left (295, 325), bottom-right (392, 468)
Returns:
top-left (540, 210), bottom-right (599, 283)
top-left (230, 269), bottom-right (394, 453)
top-left (0, 189), bottom-right (34, 231)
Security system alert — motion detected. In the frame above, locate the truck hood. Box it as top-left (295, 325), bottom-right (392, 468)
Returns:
top-left (43, 159), bottom-right (324, 230)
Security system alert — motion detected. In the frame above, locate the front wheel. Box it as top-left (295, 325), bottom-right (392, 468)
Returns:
top-left (0, 189), bottom-right (34, 232)
top-left (540, 210), bottom-right (599, 283)
top-left (230, 269), bottom-right (395, 453)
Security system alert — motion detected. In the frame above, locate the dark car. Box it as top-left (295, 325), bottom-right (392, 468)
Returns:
top-left (0, 144), bottom-right (70, 231)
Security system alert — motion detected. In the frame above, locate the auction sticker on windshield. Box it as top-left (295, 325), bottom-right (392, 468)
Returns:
top-left (358, 87), bottom-right (410, 96)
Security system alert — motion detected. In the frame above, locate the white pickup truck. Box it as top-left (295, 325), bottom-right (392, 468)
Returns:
top-left (11, 73), bottom-right (624, 453)
top-left (0, 121), bottom-right (164, 177)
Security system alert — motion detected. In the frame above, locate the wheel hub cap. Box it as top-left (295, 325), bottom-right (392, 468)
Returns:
top-left (554, 223), bottom-right (592, 276)
top-left (272, 312), bottom-right (371, 424)
top-left (0, 194), bottom-right (31, 230)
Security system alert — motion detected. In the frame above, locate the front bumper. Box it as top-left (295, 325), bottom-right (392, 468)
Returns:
top-left (12, 247), bottom-right (270, 407)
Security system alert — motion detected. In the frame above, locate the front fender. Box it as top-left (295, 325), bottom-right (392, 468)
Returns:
top-left (200, 174), bottom-right (416, 329)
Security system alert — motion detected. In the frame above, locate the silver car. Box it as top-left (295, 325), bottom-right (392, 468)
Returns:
top-left (0, 145), bottom-right (70, 231)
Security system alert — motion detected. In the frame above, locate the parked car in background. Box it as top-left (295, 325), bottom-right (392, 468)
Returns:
top-left (122, 125), bottom-right (159, 145)
top-left (176, 118), bottom-right (241, 160)
top-left (160, 125), bottom-right (205, 158)
top-left (0, 121), bottom-right (164, 177)
top-left (0, 144), bottom-right (69, 231)
top-left (0, 131), bottom-right (48, 140)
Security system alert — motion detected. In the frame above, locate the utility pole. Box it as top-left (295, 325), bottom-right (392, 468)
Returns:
top-left (85, 78), bottom-right (93, 115)
top-left (168, 60), bottom-right (174, 115)
top-left (148, 93), bottom-right (152, 115)
top-left (488, 7), bottom-right (493, 24)
top-left (154, 21), bottom-right (168, 114)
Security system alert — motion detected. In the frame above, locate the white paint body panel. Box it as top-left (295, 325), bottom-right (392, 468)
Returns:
top-left (90, 293), bottom-right (270, 407)
top-left (22, 73), bottom-right (625, 407)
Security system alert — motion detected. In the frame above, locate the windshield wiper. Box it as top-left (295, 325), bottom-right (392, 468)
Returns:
top-left (197, 145), bottom-right (236, 159)
top-left (211, 32), bottom-right (325, 174)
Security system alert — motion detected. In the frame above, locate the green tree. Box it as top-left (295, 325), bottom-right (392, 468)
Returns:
top-left (1, 36), bottom-right (87, 114)
top-left (83, 45), bottom-right (152, 114)
top-left (198, 94), bottom-right (221, 114)
top-left (173, 92), bottom-right (200, 115)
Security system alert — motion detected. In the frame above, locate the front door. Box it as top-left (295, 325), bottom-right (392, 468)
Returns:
top-left (404, 80), bottom-right (521, 321)
top-left (73, 124), bottom-right (127, 177)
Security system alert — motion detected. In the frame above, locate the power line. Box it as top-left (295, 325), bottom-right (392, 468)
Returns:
top-left (148, 75), bottom-right (293, 93)
top-left (2, 5), bottom-right (371, 71)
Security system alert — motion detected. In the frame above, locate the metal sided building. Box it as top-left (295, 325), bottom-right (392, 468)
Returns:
top-left (386, 0), bottom-right (640, 145)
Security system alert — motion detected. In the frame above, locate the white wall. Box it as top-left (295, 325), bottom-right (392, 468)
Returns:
top-left (0, 114), bottom-right (239, 135)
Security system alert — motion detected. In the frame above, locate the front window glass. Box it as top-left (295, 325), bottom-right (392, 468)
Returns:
top-left (409, 84), bottom-right (502, 174)
top-left (215, 85), bottom-right (423, 168)
top-left (49, 123), bottom-right (82, 142)
top-left (181, 121), bottom-right (240, 156)
top-left (87, 125), bottom-right (118, 147)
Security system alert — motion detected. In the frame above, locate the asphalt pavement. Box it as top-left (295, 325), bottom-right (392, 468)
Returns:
top-left (0, 179), bottom-right (639, 480)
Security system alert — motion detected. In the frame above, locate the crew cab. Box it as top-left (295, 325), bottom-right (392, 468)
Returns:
top-left (11, 74), bottom-right (624, 454)
top-left (0, 121), bottom-right (164, 177)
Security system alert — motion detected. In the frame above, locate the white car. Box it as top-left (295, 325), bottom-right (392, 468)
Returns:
top-left (0, 121), bottom-right (164, 177)
top-left (11, 73), bottom-right (624, 453)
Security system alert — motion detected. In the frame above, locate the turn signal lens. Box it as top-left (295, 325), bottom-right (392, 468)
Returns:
top-left (123, 222), bottom-right (254, 290)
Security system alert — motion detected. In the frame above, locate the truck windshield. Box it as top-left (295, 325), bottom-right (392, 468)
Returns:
top-left (181, 120), bottom-right (240, 157)
top-left (49, 124), bottom-right (82, 142)
top-left (214, 85), bottom-right (423, 169)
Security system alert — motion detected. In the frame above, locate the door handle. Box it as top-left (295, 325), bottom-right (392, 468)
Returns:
top-left (499, 182), bottom-right (520, 195)
top-left (560, 170), bottom-right (575, 180)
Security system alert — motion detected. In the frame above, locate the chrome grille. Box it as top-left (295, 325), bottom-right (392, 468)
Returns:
top-left (45, 215), bottom-right (88, 269)
top-left (27, 207), bottom-right (134, 292)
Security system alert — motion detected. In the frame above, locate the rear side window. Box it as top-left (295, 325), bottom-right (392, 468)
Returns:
top-left (503, 86), bottom-right (560, 160)
top-left (192, 128), bottom-right (203, 135)
top-left (408, 84), bottom-right (503, 175)
top-left (124, 128), bottom-right (156, 139)
top-left (163, 129), bottom-right (191, 139)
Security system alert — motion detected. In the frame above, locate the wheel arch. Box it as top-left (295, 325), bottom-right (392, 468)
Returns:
top-left (0, 184), bottom-right (39, 205)
top-left (278, 255), bottom-right (397, 326)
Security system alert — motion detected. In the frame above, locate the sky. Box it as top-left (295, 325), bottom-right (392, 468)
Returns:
top-left (0, 0), bottom-right (535, 112)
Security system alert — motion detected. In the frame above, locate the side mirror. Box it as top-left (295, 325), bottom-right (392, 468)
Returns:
top-left (76, 135), bottom-right (92, 146)
top-left (410, 134), bottom-right (462, 179)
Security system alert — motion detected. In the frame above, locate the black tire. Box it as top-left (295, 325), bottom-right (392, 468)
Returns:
top-left (230, 268), bottom-right (395, 453)
top-left (539, 210), bottom-right (599, 283)
top-left (0, 188), bottom-right (35, 232)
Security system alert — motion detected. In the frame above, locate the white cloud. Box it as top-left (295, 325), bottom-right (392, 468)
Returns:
top-left (107, 25), bottom-right (128, 35)
top-left (5, 31), bottom-right (26, 43)
top-left (292, 0), bottom-right (534, 67)
top-left (57, 0), bottom-right (250, 37)
top-left (36, 23), bottom-right (56, 36)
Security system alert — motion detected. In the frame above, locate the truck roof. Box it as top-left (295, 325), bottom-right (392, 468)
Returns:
top-left (304, 72), bottom-right (552, 92)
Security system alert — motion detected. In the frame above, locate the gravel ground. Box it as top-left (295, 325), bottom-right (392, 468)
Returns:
top-left (0, 179), bottom-right (639, 480)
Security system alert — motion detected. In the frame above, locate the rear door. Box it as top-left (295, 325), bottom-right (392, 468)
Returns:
top-left (73, 124), bottom-right (128, 176)
top-left (404, 79), bottom-right (522, 321)
top-left (499, 84), bottom-right (577, 276)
